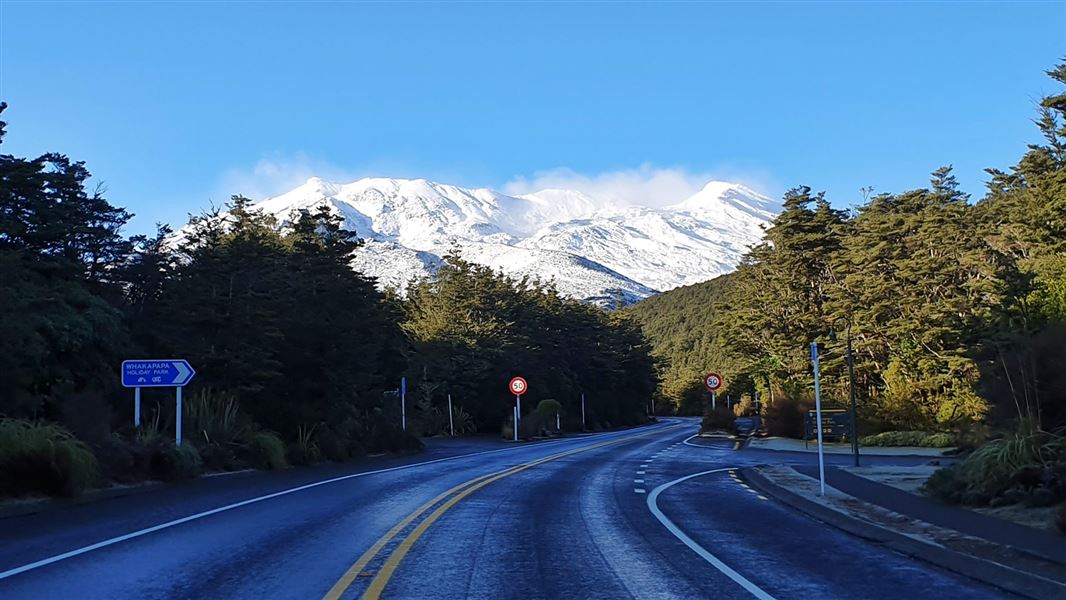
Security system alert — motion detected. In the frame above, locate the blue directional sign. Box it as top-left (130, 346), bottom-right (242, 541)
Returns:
top-left (121, 359), bottom-right (196, 388)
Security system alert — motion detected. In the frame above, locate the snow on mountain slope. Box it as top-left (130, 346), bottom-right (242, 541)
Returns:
top-left (248, 176), bottom-right (777, 305)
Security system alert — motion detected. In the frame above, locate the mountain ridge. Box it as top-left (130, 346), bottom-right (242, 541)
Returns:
top-left (247, 176), bottom-right (778, 306)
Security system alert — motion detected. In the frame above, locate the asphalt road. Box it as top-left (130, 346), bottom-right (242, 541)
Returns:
top-left (0, 418), bottom-right (1005, 599)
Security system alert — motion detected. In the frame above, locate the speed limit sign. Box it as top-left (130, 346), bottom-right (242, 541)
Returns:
top-left (509, 376), bottom-right (528, 396)
top-left (704, 372), bottom-right (722, 392)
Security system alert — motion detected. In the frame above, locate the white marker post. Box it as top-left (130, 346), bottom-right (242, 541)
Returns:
top-left (581, 393), bottom-right (586, 429)
top-left (175, 386), bottom-right (183, 447)
top-left (556, 412), bottom-right (560, 431)
top-left (134, 387), bottom-right (141, 427)
top-left (448, 393), bottom-right (454, 436)
top-left (400, 376), bottom-right (407, 432)
top-left (811, 342), bottom-right (826, 496)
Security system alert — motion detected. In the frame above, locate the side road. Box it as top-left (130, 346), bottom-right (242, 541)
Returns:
top-left (744, 464), bottom-right (1066, 600)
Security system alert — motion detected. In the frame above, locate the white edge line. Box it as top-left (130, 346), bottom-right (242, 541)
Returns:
top-left (1, 421), bottom-right (686, 581)
top-left (647, 468), bottom-right (777, 600)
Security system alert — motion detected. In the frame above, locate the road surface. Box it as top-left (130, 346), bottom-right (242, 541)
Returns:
top-left (0, 418), bottom-right (1003, 599)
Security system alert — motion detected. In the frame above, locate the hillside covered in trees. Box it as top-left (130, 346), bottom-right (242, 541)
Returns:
top-left (627, 62), bottom-right (1066, 440)
top-left (0, 105), bottom-right (656, 497)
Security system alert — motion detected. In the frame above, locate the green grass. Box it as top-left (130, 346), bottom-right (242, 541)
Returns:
top-left (184, 388), bottom-right (248, 447)
top-left (0, 418), bottom-right (99, 497)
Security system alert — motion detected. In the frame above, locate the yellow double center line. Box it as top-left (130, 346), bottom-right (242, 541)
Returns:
top-left (323, 426), bottom-right (671, 600)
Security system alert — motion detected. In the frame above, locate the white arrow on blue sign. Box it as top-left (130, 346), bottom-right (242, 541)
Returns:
top-left (121, 359), bottom-right (196, 388)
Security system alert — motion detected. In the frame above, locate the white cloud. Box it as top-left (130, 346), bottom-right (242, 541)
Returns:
top-left (503, 164), bottom-right (776, 208)
top-left (211, 156), bottom-right (778, 209)
top-left (213, 152), bottom-right (367, 201)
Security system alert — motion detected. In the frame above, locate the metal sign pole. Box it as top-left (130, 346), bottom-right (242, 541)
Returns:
top-left (581, 393), bottom-right (586, 429)
top-left (134, 387), bottom-right (141, 427)
top-left (175, 387), bottom-right (183, 447)
top-left (513, 404), bottom-right (518, 442)
top-left (448, 394), bottom-right (454, 436)
top-left (811, 342), bottom-right (826, 496)
top-left (516, 394), bottom-right (521, 438)
top-left (401, 376), bottom-right (407, 432)
top-left (711, 391), bottom-right (716, 411)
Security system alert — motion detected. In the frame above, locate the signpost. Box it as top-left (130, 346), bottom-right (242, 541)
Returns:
top-left (581, 393), bottom-right (586, 430)
top-left (509, 377), bottom-right (527, 442)
top-left (805, 408), bottom-right (849, 446)
top-left (448, 393), bottom-right (454, 436)
top-left (401, 376), bottom-right (407, 432)
top-left (704, 372), bottom-right (722, 411)
top-left (810, 342), bottom-right (826, 496)
top-left (121, 359), bottom-right (196, 446)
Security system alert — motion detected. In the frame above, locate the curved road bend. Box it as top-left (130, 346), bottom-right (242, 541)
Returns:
top-left (0, 418), bottom-right (1002, 599)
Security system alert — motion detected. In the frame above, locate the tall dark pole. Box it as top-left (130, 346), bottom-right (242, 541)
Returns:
top-left (847, 322), bottom-right (860, 467)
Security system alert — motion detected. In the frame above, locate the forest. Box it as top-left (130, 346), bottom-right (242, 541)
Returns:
top-left (0, 105), bottom-right (656, 497)
top-left (626, 62), bottom-right (1066, 515)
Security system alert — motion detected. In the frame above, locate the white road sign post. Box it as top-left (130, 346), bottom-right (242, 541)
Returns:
top-left (401, 376), bottom-right (407, 432)
top-left (448, 393), bottom-right (454, 436)
top-left (810, 342), bottom-right (826, 496)
top-left (509, 377), bottom-right (527, 442)
top-left (121, 359), bottom-right (195, 447)
top-left (581, 393), bottom-right (586, 430)
top-left (704, 372), bottom-right (722, 414)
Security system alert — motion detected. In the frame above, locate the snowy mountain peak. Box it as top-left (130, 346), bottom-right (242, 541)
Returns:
top-left (247, 176), bottom-right (777, 306)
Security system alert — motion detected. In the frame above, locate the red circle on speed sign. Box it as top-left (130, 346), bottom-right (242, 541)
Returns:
top-left (704, 372), bottom-right (722, 392)
top-left (509, 377), bottom-right (528, 396)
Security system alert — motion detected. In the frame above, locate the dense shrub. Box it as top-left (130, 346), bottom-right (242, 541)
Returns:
top-left (0, 419), bottom-right (99, 497)
top-left (923, 427), bottom-right (1066, 507)
top-left (701, 405), bottom-right (735, 433)
top-left (246, 431), bottom-right (287, 470)
top-left (861, 431), bottom-right (955, 448)
top-left (150, 443), bottom-right (203, 481)
top-left (762, 393), bottom-right (811, 438)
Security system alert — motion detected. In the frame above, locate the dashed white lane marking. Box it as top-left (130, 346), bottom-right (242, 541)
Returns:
top-left (637, 471), bottom-right (646, 474)
top-left (647, 469), bottom-right (777, 600)
top-left (634, 488), bottom-right (646, 494)
top-left (634, 479), bottom-right (645, 483)
top-left (640, 464), bottom-right (649, 468)
top-left (757, 495), bottom-right (769, 501)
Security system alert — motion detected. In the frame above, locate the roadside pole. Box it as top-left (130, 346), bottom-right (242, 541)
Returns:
top-left (711, 390), bottom-right (716, 411)
top-left (556, 412), bottom-right (560, 431)
top-left (508, 377), bottom-right (527, 442)
top-left (401, 376), bottom-right (407, 432)
top-left (121, 359), bottom-right (195, 447)
top-left (810, 342), bottom-right (826, 496)
top-left (448, 393), bottom-right (454, 436)
top-left (581, 393), bottom-right (586, 429)
top-left (847, 325), bottom-right (860, 467)
top-left (175, 386), bottom-right (183, 447)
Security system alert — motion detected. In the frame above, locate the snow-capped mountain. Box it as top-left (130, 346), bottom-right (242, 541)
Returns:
top-left (249, 176), bottom-right (778, 306)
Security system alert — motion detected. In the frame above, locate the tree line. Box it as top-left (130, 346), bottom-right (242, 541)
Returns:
top-left (0, 104), bottom-right (657, 495)
top-left (627, 62), bottom-right (1066, 438)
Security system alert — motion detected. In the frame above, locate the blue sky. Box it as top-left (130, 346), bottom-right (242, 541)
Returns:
top-left (1, 1), bottom-right (1063, 233)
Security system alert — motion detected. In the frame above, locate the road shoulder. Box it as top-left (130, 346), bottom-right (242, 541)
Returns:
top-left (743, 465), bottom-right (1066, 600)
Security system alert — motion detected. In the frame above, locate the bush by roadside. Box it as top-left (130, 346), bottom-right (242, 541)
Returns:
top-left (0, 419), bottom-right (99, 497)
top-left (923, 425), bottom-right (1066, 533)
top-left (861, 431), bottom-right (955, 448)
